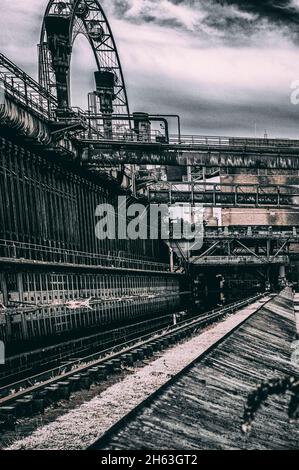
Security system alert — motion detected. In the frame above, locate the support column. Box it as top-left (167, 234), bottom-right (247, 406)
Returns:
top-left (279, 265), bottom-right (287, 287)
top-left (169, 247), bottom-right (174, 273)
top-left (0, 273), bottom-right (8, 306)
top-left (0, 273), bottom-right (11, 341)
top-left (266, 239), bottom-right (270, 258)
top-left (279, 265), bottom-right (286, 279)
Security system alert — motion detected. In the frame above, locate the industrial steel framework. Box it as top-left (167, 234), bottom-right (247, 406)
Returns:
top-left (147, 181), bottom-right (299, 208)
top-left (38, 0), bottom-right (130, 118)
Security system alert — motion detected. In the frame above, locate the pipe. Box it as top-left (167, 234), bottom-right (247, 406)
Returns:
top-left (153, 114), bottom-right (181, 144)
top-left (83, 113), bottom-right (182, 144)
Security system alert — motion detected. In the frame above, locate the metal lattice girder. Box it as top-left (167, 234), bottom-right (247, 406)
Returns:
top-left (190, 233), bottom-right (292, 266)
top-left (203, 225), bottom-right (299, 240)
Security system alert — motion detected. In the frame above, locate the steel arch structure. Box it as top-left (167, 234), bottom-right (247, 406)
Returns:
top-left (38, 0), bottom-right (130, 118)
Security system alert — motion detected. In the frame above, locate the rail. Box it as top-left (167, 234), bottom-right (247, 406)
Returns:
top-left (86, 292), bottom-right (281, 450)
top-left (78, 127), bottom-right (166, 143)
top-left (149, 182), bottom-right (299, 192)
top-left (0, 293), bottom-right (265, 413)
top-left (0, 309), bottom-right (187, 390)
top-left (169, 134), bottom-right (299, 148)
top-left (0, 52), bottom-right (56, 120)
top-left (77, 128), bottom-right (299, 149)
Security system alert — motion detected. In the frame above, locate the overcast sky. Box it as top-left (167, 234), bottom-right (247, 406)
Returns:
top-left (1, 0), bottom-right (299, 137)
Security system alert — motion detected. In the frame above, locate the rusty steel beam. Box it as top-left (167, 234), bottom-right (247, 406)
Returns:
top-left (190, 255), bottom-right (289, 266)
top-left (84, 143), bottom-right (299, 169)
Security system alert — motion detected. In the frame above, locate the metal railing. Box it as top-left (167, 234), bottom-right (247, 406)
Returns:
top-left (78, 127), bottom-right (166, 143)
top-left (169, 134), bottom-right (299, 148)
top-left (0, 52), bottom-right (56, 121)
top-left (0, 53), bottom-right (298, 153)
top-left (77, 128), bottom-right (299, 149)
top-left (0, 239), bottom-right (173, 272)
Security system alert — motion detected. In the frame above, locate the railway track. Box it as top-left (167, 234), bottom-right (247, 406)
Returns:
top-left (86, 293), bottom-right (275, 450)
top-left (0, 294), bottom-right (268, 431)
top-left (85, 289), bottom-right (296, 451)
top-left (0, 310), bottom-right (187, 387)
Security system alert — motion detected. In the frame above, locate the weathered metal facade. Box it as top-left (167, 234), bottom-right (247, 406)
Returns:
top-left (0, 133), bottom-right (184, 346)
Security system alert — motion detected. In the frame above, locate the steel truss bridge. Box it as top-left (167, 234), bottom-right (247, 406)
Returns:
top-left (168, 225), bottom-right (297, 267)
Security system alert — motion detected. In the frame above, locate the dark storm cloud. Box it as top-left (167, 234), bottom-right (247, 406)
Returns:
top-left (222, 1), bottom-right (299, 37)
top-left (1, 0), bottom-right (299, 137)
top-left (127, 75), bottom-right (299, 137)
top-left (224, 0), bottom-right (297, 23)
top-left (106, 0), bottom-right (299, 44)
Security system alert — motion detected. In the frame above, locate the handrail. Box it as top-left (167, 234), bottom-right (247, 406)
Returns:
top-left (78, 129), bottom-right (299, 149)
top-left (169, 133), bottom-right (299, 148)
top-left (0, 53), bottom-right (56, 102)
top-left (0, 52), bottom-right (57, 120)
top-left (0, 239), bottom-right (174, 272)
top-left (148, 181), bottom-right (299, 192)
